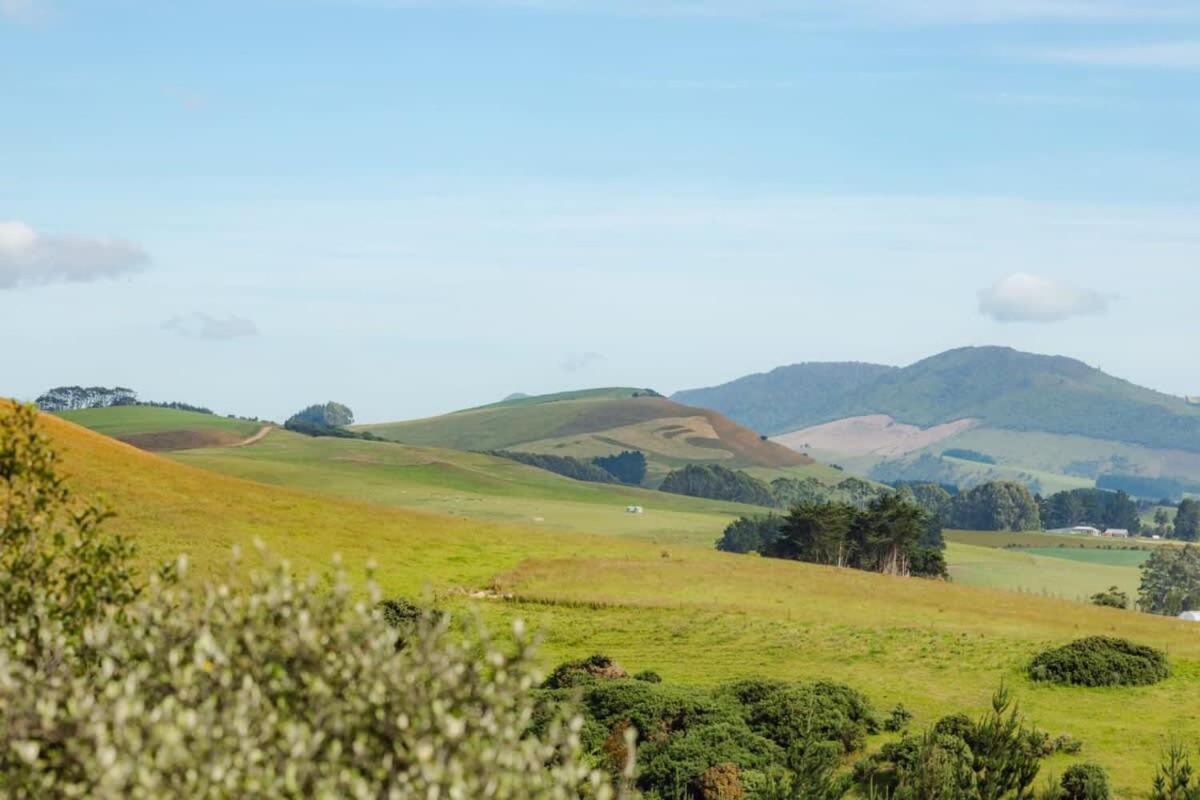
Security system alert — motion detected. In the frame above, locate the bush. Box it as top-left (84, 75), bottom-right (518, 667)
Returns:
top-left (490, 450), bottom-right (617, 484)
top-left (1089, 586), bottom-right (1129, 609)
top-left (1060, 763), bottom-right (1111, 800)
top-left (1028, 636), bottom-right (1169, 687)
top-left (542, 654), bottom-right (630, 689)
top-left (593, 451), bottom-right (647, 485)
top-left (885, 704), bottom-right (914, 733)
top-left (855, 686), bottom-right (1043, 800)
top-left (716, 514), bottom-right (784, 554)
top-left (0, 402), bottom-right (623, 799)
top-left (635, 670), bottom-right (663, 684)
top-left (660, 464), bottom-right (775, 506)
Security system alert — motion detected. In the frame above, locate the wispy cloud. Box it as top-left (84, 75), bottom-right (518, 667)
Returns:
top-left (1029, 40), bottom-right (1200, 67)
top-left (561, 351), bottom-right (604, 372)
top-left (978, 273), bottom-right (1113, 323)
top-left (0, 221), bottom-right (149, 289)
top-left (162, 312), bottom-right (260, 340)
top-left (339, 0), bottom-right (1200, 25)
top-left (0, 0), bottom-right (52, 23)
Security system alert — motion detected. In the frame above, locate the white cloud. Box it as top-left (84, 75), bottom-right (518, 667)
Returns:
top-left (978, 273), bottom-right (1113, 323)
top-left (1029, 40), bottom-right (1200, 67)
top-left (163, 312), bottom-right (260, 340)
top-left (561, 351), bottom-right (604, 372)
top-left (0, 220), bottom-right (149, 289)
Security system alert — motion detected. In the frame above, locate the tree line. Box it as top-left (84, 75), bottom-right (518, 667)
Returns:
top-left (36, 385), bottom-right (215, 416)
top-left (717, 493), bottom-right (948, 579)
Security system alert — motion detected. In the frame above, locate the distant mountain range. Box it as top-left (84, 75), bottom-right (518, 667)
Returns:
top-left (675, 347), bottom-right (1200, 497)
top-left (675, 347), bottom-right (1200, 453)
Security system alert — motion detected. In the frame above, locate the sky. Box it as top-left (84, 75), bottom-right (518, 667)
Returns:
top-left (2, 0), bottom-right (1199, 423)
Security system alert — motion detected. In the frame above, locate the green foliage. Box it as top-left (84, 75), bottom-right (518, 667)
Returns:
top-left (761, 494), bottom-right (946, 578)
top-left (1151, 742), bottom-right (1200, 800)
top-left (947, 482), bottom-right (1041, 532)
top-left (541, 667), bottom-right (876, 800)
top-left (1040, 489), bottom-right (1141, 534)
top-left (1139, 545), bottom-right (1200, 615)
top-left (886, 704), bottom-right (915, 733)
top-left (1089, 586), bottom-right (1129, 609)
top-left (543, 654), bottom-right (631, 689)
top-left (855, 686), bottom-right (1044, 800)
top-left (944, 449), bottom-right (998, 465)
top-left (1176, 499), bottom-right (1200, 543)
top-left (660, 464), bottom-right (775, 506)
top-left (593, 451), bottom-right (648, 486)
top-left (0, 402), bottom-right (144, 665)
top-left (491, 450), bottom-right (618, 484)
top-left (715, 514), bottom-right (785, 554)
top-left (1028, 637), bottom-right (1169, 687)
top-left (1058, 763), bottom-right (1110, 800)
top-left (0, 404), bottom-right (622, 799)
top-left (286, 401), bottom-right (355, 429)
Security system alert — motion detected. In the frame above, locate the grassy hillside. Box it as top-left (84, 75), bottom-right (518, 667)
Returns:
top-left (57, 406), bottom-right (262, 451)
top-left (173, 428), bottom-right (755, 546)
top-left (32, 410), bottom-right (1200, 796)
top-left (677, 346), bottom-right (1200, 453)
top-left (359, 389), bottom-right (823, 487)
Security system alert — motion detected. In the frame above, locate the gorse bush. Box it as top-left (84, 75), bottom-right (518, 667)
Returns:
top-left (1058, 763), bottom-right (1110, 800)
top-left (1028, 636), bottom-right (1169, 687)
top-left (538, 662), bottom-right (878, 800)
top-left (0, 402), bottom-right (623, 799)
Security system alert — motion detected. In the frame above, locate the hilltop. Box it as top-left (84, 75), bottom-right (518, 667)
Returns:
top-left (358, 387), bottom-right (835, 487)
top-left (676, 347), bottom-right (1200, 496)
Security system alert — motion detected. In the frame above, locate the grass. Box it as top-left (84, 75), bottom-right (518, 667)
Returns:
top-left (38, 412), bottom-right (1200, 796)
top-left (946, 529), bottom-right (1169, 550)
top-left (356, 388), bottom-right (817, 484)
top-left (171, 429), bottom-right (755, 545)
top-left (57, 406), bottom-right (261, 438)
top-left (1021, 547), bottom-right (1152, 568)
top-left (945, 542), bottom-right (1142, 601)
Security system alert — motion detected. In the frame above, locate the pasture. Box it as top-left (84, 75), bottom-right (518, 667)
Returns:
top-left (37, 410), bottom-right (1200, 796)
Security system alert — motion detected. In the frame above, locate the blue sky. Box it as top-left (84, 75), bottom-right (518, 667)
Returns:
top-left (2, 0), bottom-right (1198, 423)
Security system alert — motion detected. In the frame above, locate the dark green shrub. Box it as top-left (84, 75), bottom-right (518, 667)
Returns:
top-left (1028, 637), bottom-right (1169, 687)
top-left (1060, 763), bottom-right (1111, 800)
top-left (635, 670), bottom-right (663, 683)
top-left (885, 704), bottom-right (914, 733)
top-left (542, 654), bottom-right (630, 689)
top-left (716, 514), bottom-right (784, 554)
top-left (1089, 586), bottom-right (1129, 609)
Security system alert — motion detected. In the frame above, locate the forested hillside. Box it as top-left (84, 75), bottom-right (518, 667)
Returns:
top-left (676, 347), bottom-right (1200, 452)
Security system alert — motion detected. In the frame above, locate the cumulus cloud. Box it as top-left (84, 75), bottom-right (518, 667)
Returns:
top-left (561, 351), bottom-right (604, 372)
top-left (0, 220), bottom-right (149, 289)
top-left (163, 312), bottom-right (260, 340)
top-left (979, 272), bottom-right (1113, 323)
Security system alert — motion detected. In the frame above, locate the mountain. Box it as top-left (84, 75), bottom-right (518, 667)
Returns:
top-left (674, 347), bottom-right (1200, 496)
top-left (673, 362), bottom-right (897, 436)
top-left (358, 387), bottom-right (837, 487)
top-left (677, 347), bottom-right (1200, 451)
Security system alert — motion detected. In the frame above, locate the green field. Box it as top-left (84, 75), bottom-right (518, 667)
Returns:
top-left (57, 406), bottom-right (261, 438)
top-left (39, 410), bottom-right (1200, 797)
top-left (172, 428), bottom-right (755, 545)
top-left (1022, 547), bottom-right (1152, 568)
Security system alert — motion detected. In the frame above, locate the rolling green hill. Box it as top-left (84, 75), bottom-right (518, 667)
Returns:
top-left (56, 406), bottom-right (264, 451)
top-left (33, 409), bottom-right (1200, 796)
top-left (358, 388), bottom-right (841, 487)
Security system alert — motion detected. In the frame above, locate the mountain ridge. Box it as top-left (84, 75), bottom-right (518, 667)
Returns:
top-left (674, 346), bottom-right (1200, 454)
